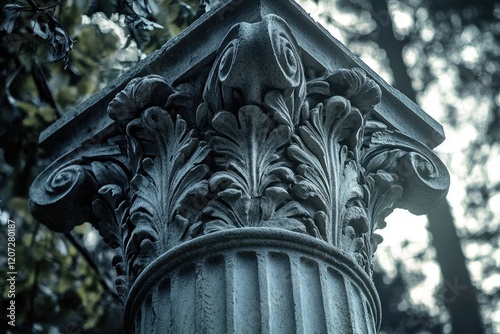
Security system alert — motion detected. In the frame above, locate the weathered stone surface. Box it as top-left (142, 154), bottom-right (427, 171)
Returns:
top-left (29, 1), bottom-right (450, 333)
top-left (127, 228), bottom-right (380, 333)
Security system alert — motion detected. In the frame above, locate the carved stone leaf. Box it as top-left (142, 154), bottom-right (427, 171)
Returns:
top-left (264, 90), bottom-right (294, 129)
top-left (340, 226), bottom-right (364, 259)
top-left (108, 75), bottom-right (174, 131)
top-left (348, 170), bottom-right (403, 273)
top-left (370, 233), bottom-right (384, 256)
top-left (363, 170), bottom-right (403, 232)
top-left (340, 158), bottom-right (367, 234)
top-left (127, 106), bottom-right (209, 262)
top-left (306, 80), bottom-right (330, 97)
top-left (260, 198), bottom-right (319, 236)
top-left (195, 102), bottom-right (214, 131)
top-left (324, 68), bottom-right (381, 114)
top-left (204, 105), bottom-right (303, 229)
top-left (91, 184), bottom-right (130, 303)
top-left (202, 192), bottom-right (248, 230)
top-left (90, 160), bottom-right (129, 187)
top-left (129, 173), bottom-right (157, 223)
top-left (92, 184), bottom-right (127, 249)
top-left (210, 106), bottom-right (292, 197)
top-left (288, 96), bottom-right (364, 244)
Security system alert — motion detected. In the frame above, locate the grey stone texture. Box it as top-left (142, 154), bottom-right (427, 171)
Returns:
top-left (127, 229), bottom-right (380, 333)
top-left (29, 0), bottom-right (450, 333)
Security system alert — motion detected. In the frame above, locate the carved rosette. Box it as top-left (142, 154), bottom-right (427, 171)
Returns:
top-left (29, 14), bottom-right (450, 305)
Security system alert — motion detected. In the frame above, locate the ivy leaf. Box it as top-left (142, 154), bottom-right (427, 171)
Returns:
top-left (173, 2), bottom-right (196, 28)
top-left (1, 2), bottom-right (74, 67)
top-left (0, 4), bottom-right (23, 34)
top-left (30, 12), bottom-right (74, 67)
top-left (130, 16), bottom-right (163, 30)
top-left (47, 25), bottom-right (74, 66)
top-left (121, 0), bottom-right (163, 30)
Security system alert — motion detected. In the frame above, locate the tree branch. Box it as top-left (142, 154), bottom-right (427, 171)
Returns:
top-left (64, 232), bottom-right (121, 302)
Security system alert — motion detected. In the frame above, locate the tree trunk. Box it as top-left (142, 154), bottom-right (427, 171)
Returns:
top-left (370, 0), bottom-right (417, 103)
top-left (427, 201), bottom-right (484, 334)
top-left (369, 1), bottom-right (483, 332)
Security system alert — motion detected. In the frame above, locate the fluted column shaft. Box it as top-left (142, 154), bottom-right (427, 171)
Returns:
top-left (127, 229), bottom-right (380, 334)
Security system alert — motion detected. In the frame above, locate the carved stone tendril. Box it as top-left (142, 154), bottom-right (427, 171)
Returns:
top-left (204, 14), bottom-right (306, 125)
top-left (30, 164), bottom-right (96, 233)
top-left (362, 125), bottom-right (450, 215)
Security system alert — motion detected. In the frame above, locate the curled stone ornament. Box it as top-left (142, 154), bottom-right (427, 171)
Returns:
top-left (354, 121), bottom-right (450, 273)
top-left (307, 67), bottom-right (382, 115)
top-left (30, 163), bottom-right (97, 233)
top-left (203, 14), bottom-right (306, 124)
top-left (362, 122), bottom-right (450, 215)
top-left (29, 142), bottom-right (125, 233)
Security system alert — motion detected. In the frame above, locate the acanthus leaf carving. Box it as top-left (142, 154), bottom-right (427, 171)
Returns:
top-left (264, 90), bottom-right (295, 129)
top-left (288, 94), bottom-right (367, 245)
top-left (125, 106), bottom-right (210, 275)
top-left (108, 74), bottom-right (173, 131)
top-left (307, 68), bottom-right (382, 115)
top-left (83, 74), bottom-right (211, 296)
top-left (201, 105), bottom-right (315, 235)
top-left (91, 184), bottom-right (130, 303)
top-left (358, 170), bottom-right (403, 274)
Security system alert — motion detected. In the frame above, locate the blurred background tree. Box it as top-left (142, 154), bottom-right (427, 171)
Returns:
top-left (300, 0), bottom-right (499, 332)
top-left (1, 0), bottom-right (498, 333)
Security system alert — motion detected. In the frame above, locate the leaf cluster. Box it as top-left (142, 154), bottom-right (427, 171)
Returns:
top-left (1, 1), bottom-right (74, 68)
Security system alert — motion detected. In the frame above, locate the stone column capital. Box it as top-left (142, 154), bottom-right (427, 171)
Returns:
top-left (29, 2), bottom-right (450, 332)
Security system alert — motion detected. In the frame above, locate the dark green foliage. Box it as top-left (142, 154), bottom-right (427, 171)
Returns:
top-left (0, 1), bottom-right (205, 332)
top-left (0, 1), bottom-right (74, 68)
